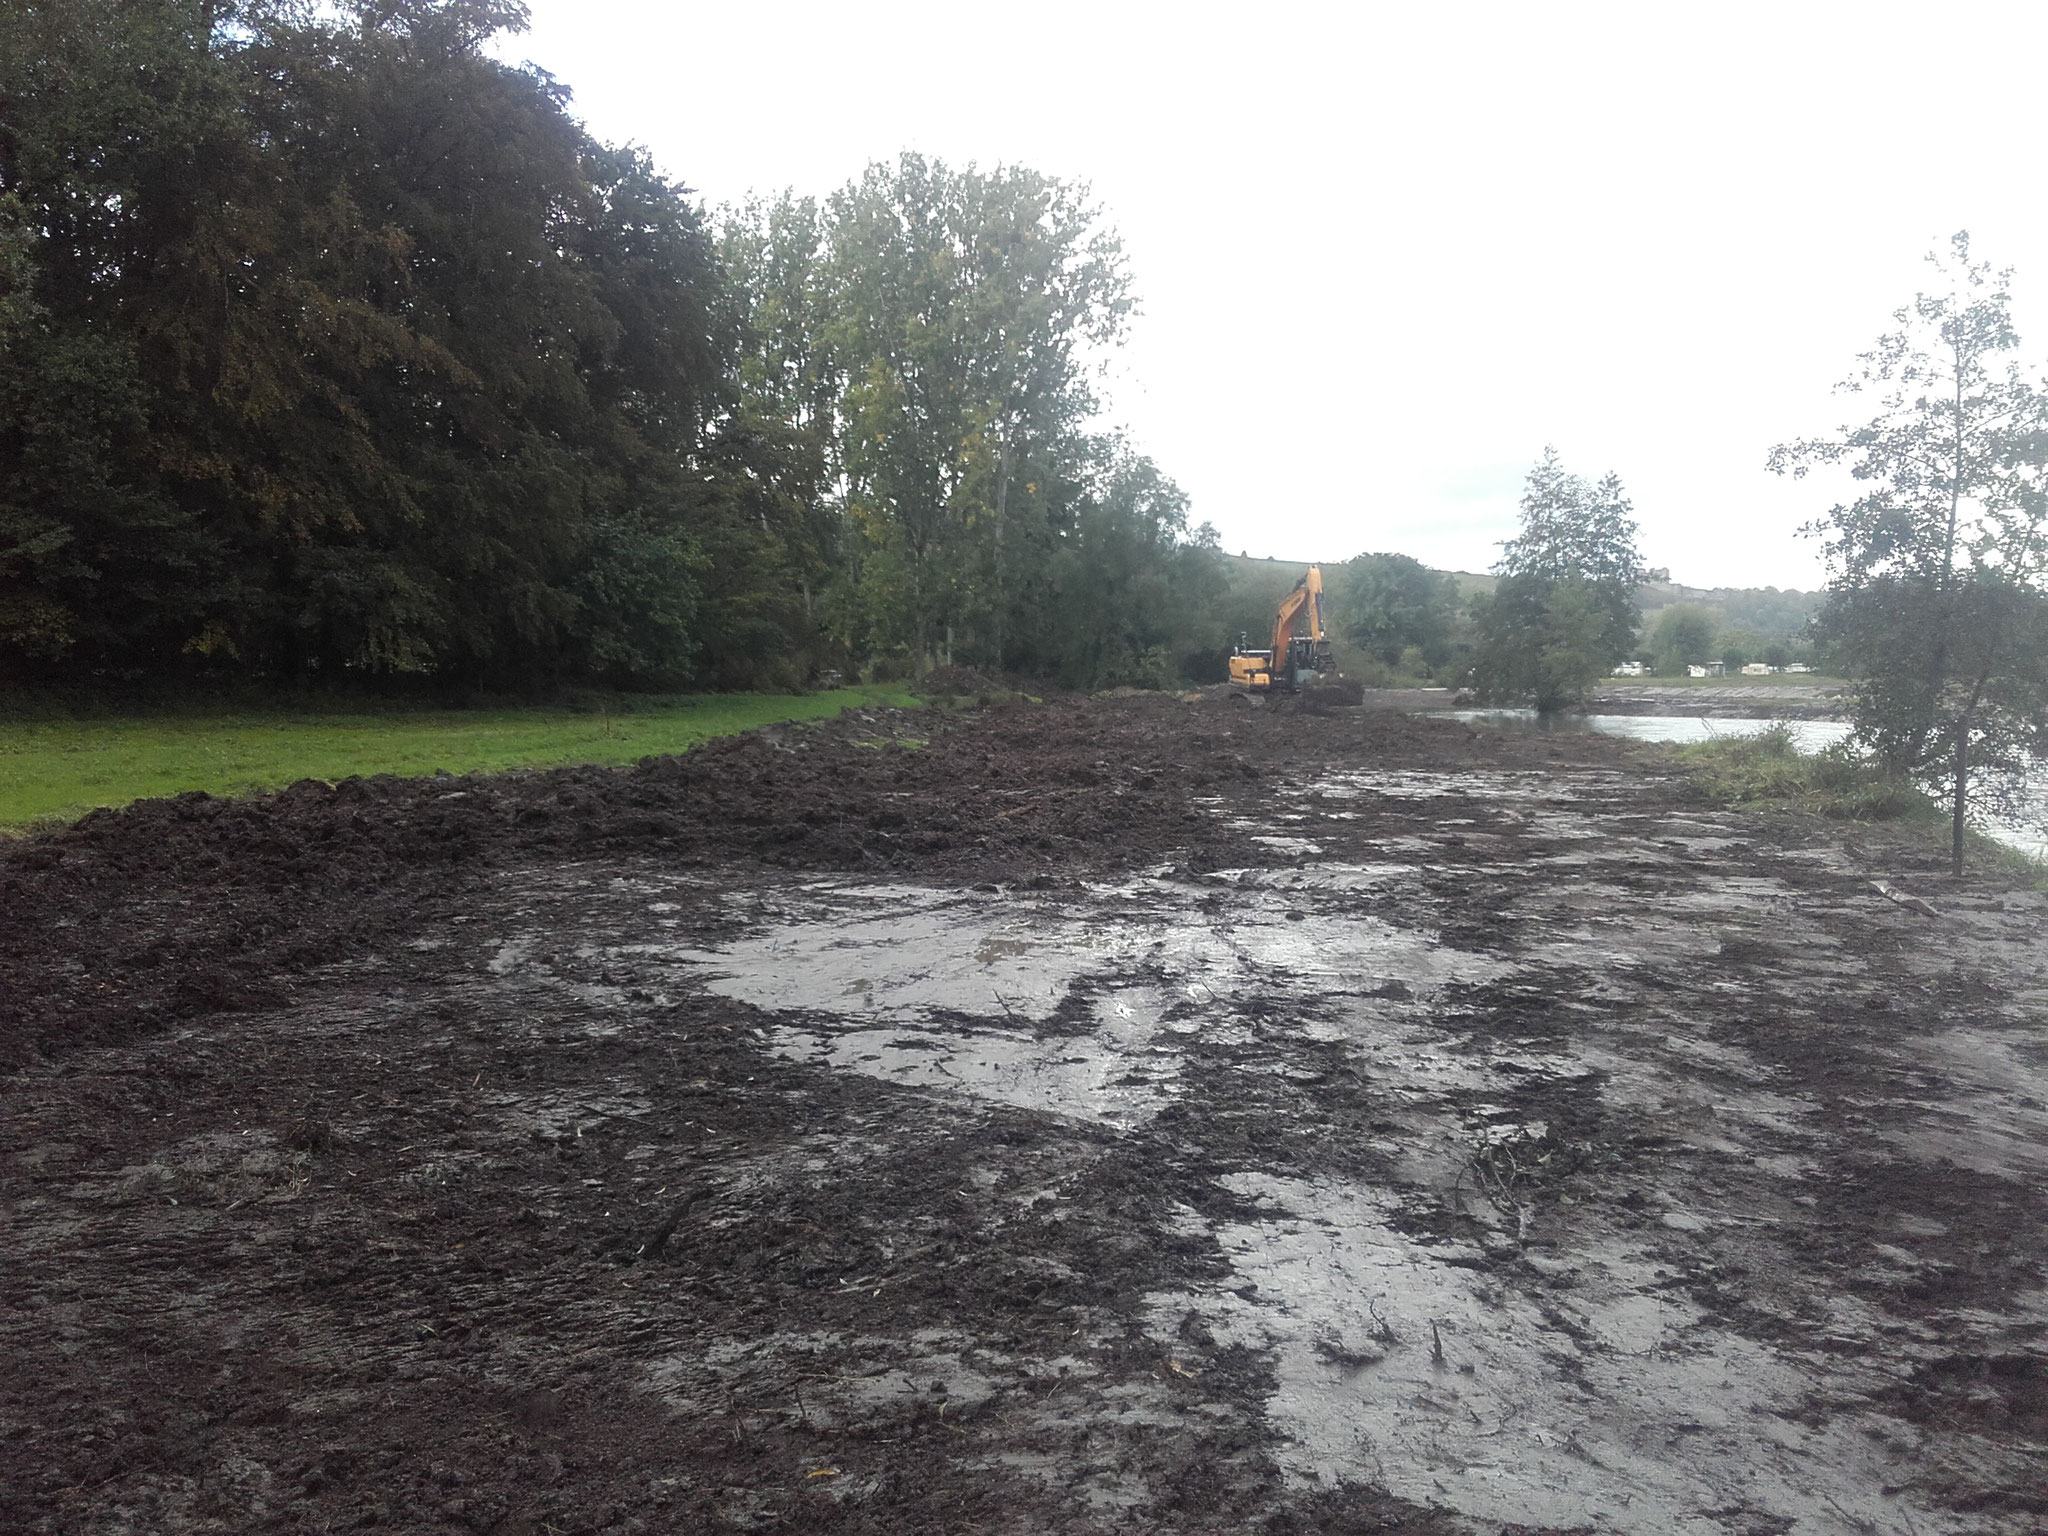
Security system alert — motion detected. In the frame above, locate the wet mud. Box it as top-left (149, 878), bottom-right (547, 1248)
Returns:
top-left (3, 697), bottom-right (2045, 1534)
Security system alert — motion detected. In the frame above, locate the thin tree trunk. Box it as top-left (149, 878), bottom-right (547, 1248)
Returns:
top-left (992, 432), bottom-right (1011, 674)
top-left (1920, 348), bottom-right (1968, 765)
top-left (1951, 724), bottom-right (1968, 878)
top-left (1949, 667), bottom-right (1995, 876)
top-left (914, 565), bottom-right (929, 675)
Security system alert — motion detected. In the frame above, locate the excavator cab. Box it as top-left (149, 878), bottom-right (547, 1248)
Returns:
top-left (1228, 567), bottom-right (1334, 700)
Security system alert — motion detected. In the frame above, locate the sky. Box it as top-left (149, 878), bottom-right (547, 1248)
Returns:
top-left (501, 0), bottom-right (2048, 590)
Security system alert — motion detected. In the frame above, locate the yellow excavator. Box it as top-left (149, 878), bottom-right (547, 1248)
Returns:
top-left (1228, 565), bottom-right (1335, 701)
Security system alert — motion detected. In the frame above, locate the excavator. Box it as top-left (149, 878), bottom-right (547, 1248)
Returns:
top-left (1228, 565), bottom-right (1335, 702)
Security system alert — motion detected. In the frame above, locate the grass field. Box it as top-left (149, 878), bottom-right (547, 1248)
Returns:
top-left (0, 685), bottom-right (919, 832)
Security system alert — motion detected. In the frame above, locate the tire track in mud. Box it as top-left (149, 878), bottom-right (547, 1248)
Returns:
top-left (3, 698), bottom-right (2045, 1534)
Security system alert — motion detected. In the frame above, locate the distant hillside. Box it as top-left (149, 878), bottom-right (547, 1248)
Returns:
top-left (1221, 553), bottom-right (1313, 583)
top-left (1637, 582), bottom-right (1821, 642)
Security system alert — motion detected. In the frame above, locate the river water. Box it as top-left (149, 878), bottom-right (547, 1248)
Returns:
top-left (1436, 709), bottom-right (2046, 860)
top-left (1438, 710), bottom-right (1854, 752)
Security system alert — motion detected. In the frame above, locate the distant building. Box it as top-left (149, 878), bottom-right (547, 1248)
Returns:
top-left (1740, 662), bottom-right (1775, 675)
top-left (1688, 662), bottom-right (1726, 678)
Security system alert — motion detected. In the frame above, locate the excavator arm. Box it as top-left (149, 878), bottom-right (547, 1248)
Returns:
top-left (1229, 565), bottom-right (1334, 695)
top-left (1268, 567), bottom-right (1327, 658)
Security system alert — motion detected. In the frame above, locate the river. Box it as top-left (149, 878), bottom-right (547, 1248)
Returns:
top-left (1435, 709), bottom-right (2046, 861)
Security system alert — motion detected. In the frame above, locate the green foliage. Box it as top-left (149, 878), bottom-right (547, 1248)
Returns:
top-left (1680, 729), bottom-right (1923, 821)
top-left (1498, 447), bottom-right (1646, 592)
top-left (1771, 232), bottom-right (2048, 871)
top-left (819, 155), bottom-right (1137, 671)
top-left (1328, 553), bottom-right (1458, 670)
top-left (0, 0), bottom-right (742, 687)
top-left (1636, 586), bottom-right (1821, 667)
top-left (1469, 450), bottom-right (1646, 708)
top-left (1712, 586), bottom-right (1822, 642)
top-left (1648, 604), bottom-right (1717, 673)
top-left (1469, 574), bottom-right (1613, 711)
top-left (724, 158), bottom-right (1218, 690)
top-left (2, 8), bottom-right (1218, 697)
top-left (1034, 445), bottom-right (1225, 689)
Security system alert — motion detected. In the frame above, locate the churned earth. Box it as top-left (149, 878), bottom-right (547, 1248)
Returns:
top-left (3, 696), bottom-right (2045, 1535)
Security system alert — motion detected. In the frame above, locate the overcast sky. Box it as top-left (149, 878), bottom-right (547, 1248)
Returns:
top-left (502, 0), bottom-right (2048, 589)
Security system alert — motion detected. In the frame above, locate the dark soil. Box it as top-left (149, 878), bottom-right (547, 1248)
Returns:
top-left (0, 698), bottom-right (1601, 1074)
top-left (3, 695), bottom-right (2044, 1534)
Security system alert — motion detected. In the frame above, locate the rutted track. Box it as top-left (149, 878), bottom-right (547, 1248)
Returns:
top-left (4, 698), bottom-right (2045, 1533)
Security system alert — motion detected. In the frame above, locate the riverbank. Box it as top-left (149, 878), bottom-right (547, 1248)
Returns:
top-left (4, 696), bottom-right (2042, 1532)
top-left (1589, 680), bottom-right (1853, 717)
top-left (1356, 683), bottom-right (1855, 720)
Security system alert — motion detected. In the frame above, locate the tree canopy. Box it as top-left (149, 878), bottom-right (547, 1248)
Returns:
top-left (1328, 552), bottom-right (1458, 671)
top-left (1648, 605), bottom-right (1717, 673)
top-left (1468, 449), bottom-right (1646, 709)
top-left (0, 5), bottom-right (1221, 693)
top-left (1771, 233), bottom-right (2048, 871)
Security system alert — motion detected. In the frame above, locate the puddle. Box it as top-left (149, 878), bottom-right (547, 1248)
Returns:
top-left (459, 776), bottom-right (2048, 1533)
top-left (658, 876), bottom-right (1515, 1126)
top-left (1305, 768), bottom-right (1591, 804)
top-left (773, 988), bottom-right (1186, 1128)
top-left (1149, 1173), bottom-right (1956, 1533)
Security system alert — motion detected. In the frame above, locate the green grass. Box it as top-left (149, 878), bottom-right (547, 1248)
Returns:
top-left (1675, 727), bottom-right (2048, 886)
top-left (1677, 725), bottom-right (1921, 820)
top-left (0, 685), bottom-right (919, 832)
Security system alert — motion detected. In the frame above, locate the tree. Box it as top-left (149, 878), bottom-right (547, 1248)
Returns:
top-left (1329, 553), bottom-right (1457, 670)
top-left (1468, 576), bottom-right (1611, 710)
top-left (1649, 604), bottom-right (1718, 674)
top-left (3, 6), bottom-right (1206, 695)
top-left (1770, 233), bottom-right (2048, 874)
top-left (1033, 442), bottom-right (1224, 690)
top-left (823, 155), bottom-right (1131, 672)
top-left (0, 0), bottom-right (736, 687)
top-left (1469, 449), bottom-right (1647, 708)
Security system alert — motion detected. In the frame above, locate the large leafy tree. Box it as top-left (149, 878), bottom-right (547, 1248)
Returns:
top-left (709, 191), bottom-right (842, 685)
top-left (1030, 441), bottom-right (1224, 689)
top-left (0, 0), bottom-right (732, 686)
top-left (823, 155), bottom-right (1132, 671)
top-left (1770, 233), bottom-right (2048, 873)
top-left (4, 6), bottom-right (1216, 695)
top-left (1329, 552), bottom-right (1457, 670)
top-left (1649, 604), bottom-right (1717, 674)
top-left (1468, 449), bottom-right (1646, 709)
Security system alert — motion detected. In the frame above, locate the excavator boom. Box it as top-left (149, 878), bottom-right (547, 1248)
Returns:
top-left (1229, 565), bottom-right (1335, 697)
top-left (1269, 566), bottom-right (1327, 658)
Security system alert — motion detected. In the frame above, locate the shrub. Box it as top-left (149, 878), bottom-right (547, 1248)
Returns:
top-left (1681, 727), bottom-right (1920, 820)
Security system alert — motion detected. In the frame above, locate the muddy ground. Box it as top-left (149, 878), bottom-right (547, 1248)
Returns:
top-left (3, 696), bottom-right (2045, 1535)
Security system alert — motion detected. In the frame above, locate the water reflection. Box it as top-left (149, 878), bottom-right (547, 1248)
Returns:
top-left (1436, 711), bottom-right (2045, 860)
top-left (1435, 710), bottom-right (1854, 751)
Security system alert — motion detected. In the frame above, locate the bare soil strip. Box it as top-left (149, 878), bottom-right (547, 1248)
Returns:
top-left (4, 698), bottom-right (2044, 1534)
